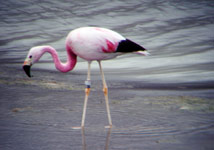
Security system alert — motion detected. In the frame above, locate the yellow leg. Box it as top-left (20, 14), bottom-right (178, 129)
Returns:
top-left (98, 61), bottom-right (112, 128)
top-left (81, 88), bottom-right (90, 127)
top-left (81, 62), bottom-right (91, 128)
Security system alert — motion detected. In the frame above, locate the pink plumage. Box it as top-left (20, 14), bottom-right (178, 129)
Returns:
top-left (66, 27), bottom-right (125, 61)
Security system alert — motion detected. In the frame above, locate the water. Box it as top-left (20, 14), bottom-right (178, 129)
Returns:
top-left (0, 0), bottom-right (214, 149)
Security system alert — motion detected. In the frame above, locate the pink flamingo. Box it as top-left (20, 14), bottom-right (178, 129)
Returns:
top-left (23, 27), bottom-right (149, 128)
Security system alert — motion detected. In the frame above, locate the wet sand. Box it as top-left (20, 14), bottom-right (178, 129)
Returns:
top-left (0, 63), bottom-right (214, 150)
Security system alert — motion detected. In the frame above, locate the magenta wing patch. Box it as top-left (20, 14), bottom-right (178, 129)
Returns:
top-left (102, 40), bottom-right (118, 53)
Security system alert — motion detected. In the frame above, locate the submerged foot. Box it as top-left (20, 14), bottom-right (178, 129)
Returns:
top-left (105, 125), bottom-right (112, 129)
top-left (72, 126), bottom-right (83, 130)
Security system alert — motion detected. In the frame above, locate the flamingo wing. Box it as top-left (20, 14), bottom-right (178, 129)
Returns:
top-left (66, 27), bottom-right (146, 61)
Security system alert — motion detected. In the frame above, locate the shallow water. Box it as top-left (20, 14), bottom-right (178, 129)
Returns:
top-left (0, 0), bottom-right (214, 149)
top-left (0, 65), bottom-right (214, 150)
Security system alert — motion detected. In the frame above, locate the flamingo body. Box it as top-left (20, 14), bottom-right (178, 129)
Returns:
top-left (66, 27), bottom-right (125, 61)
top-left (23, 27), bottom-right (147, 76)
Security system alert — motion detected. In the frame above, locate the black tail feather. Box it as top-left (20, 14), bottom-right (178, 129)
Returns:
top-left (116, 39), bottom-right (146, 53)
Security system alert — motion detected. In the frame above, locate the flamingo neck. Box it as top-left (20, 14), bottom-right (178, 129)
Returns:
top-left (42, 46), bottom-right (77, 73)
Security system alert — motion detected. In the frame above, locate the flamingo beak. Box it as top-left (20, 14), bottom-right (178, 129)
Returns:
top-left (23, 60), bottom-right (32, 77)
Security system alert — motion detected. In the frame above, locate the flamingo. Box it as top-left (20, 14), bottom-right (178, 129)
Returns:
top-left (23, 27), bottom-right (149, 128)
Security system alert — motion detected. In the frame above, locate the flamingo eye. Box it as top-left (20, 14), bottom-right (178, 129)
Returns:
top-left (29, 55), bottom-right (32, 58)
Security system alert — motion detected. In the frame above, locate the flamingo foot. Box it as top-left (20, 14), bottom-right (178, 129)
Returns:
top-left (105, 125), bottom-right (112, 129)
top-left (72, 126), bottom-right (83, 130)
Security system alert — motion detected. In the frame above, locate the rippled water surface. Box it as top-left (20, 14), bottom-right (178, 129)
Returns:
top-left (1, 0), bottom-right (214, 84)
top-left (0, 0), bottom-right (214, 150)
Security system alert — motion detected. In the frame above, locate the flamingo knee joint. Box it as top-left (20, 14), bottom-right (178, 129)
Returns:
top-left (85, 88), bottom-right (90, 95)
top-left (103, 87), bottom-right (108, 96)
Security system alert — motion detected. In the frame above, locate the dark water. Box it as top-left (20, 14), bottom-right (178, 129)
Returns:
top-left (0, 0), bottom-right (214, 150)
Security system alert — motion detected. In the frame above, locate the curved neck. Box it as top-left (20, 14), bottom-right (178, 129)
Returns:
top-left (42, 46), bottom-right (77, 73)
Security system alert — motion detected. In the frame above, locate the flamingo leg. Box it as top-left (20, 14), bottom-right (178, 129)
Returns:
top-left (81, 61), bottom-right (91, 128)
top-left (98, 61), bottom-right (112, 128)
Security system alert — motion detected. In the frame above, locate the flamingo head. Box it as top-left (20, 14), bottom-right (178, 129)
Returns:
top-left (23, 46), bottom-right (45, 77)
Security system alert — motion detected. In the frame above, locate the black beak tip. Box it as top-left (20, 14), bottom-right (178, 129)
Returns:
top-left (23, 65), bottom-right (32, 77)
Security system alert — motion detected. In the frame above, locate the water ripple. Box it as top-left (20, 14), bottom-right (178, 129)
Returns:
top-left (0, 0), bottom-right (213, 83)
